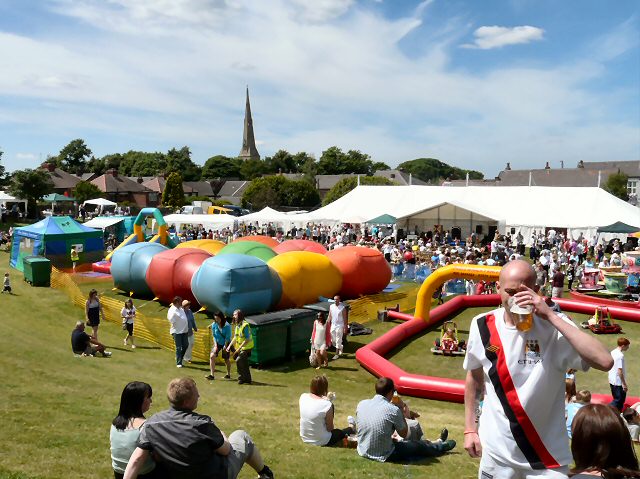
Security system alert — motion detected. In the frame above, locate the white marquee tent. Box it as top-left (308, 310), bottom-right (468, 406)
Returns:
top-left (0, 191), bottom-right (28, 210)
top-left (162, 213), bottom-right (236, 232)
top-left (302, 185), bottom-right (640, 243)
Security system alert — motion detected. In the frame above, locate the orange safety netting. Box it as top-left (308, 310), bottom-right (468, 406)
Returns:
top-left (51, 267), bottom-right (213, 361)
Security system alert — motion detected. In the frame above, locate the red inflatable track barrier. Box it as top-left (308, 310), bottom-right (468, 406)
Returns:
top-left (356, 294), bottom-right (640, 406)
top-left (568, 290), bottom-right (640, 309)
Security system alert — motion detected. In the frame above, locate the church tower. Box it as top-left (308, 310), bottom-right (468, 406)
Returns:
top-left (238, 87), bottom-right (260, 161)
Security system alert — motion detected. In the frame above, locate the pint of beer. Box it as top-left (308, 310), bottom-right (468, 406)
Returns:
top-left (508, 297), bottom-right (533, 332)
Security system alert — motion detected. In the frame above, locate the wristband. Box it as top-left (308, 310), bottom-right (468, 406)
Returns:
top-left (463, 430), bottom-right (478, 435)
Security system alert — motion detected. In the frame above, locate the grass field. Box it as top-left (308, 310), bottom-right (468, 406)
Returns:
top-left (1, 248), bottom-right (639, 479)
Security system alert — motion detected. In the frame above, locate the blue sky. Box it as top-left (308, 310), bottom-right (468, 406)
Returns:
top-left (0, 0), bottom-right (638, 176)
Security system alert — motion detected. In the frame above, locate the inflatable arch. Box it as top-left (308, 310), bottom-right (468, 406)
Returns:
top-left (106, 208), bottom-right (174, 261)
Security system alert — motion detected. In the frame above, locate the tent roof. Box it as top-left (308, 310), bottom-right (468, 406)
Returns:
top-left (0, 191), bottom-right (26, 203)
top-left (15, 216), bottom-right (102, 238)
top-left (83, 198), bottom-right (117, 206)
top-left (83, 216), bottom-right (125, 229)
top-left (308, 185), bottom-right (640, 229)
top-left (43, 193), bottom-right (76, 202)
top-left (366, 213), bottom-right (397, 224)
top-left (240, 206), bottom-right (290, 223)
top-left (596, 221), bottom-right (640, 233)
top-left (163, 213), bottom-right (236, 230)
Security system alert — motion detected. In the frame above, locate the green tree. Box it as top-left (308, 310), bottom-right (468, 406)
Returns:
top-left (603, 172), bottom-right (629, 201)
top-left (73, 181), bottom-right (104, 204)
top-left (57, 139), bottom-right (92, 174)
top-left (322, 176), bottom-right (395, 206)
top-left (161, 172), bottom-right (185, 210)
top-left (264, 149), bottom-right (296, 174)
top-left (242, 176), bottom-right (320, 210)
top-left (372, 161), bottom-right (390, 172)
top-left (317, 146), bottom-right (378, 175)
top-left (239, 159), bottom-right (266, 180)
top-left (397, 158), bottom-right (483, 183)
top-left (202, 155), bottom-right (242, 179)
top-left (128, 151), bottom-right (167, 177)
top-left (9, 169), bottom-right (54, 218)
top-left (166, 146), bottom-right (201, 181)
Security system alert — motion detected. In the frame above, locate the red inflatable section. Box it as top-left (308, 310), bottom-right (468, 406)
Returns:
top-left (569, 290), bottom-right (640, 309)
top-left (356, 294), bottom-right (640, 406)
top-left (234, 235), bottom-right (279, 248)
top-left (326, 246), bottom-right (392, 299)
top-left (273, 239), bottom-right (327, 255)
top-left (145, 248), bottom-right (212, 305)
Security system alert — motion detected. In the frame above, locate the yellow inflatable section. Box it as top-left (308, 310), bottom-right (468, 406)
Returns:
top-left (414, 264), bottom-right (502, 320)
top-left (175, 239), bottom-right (226, 255)
top-left (268, 251), bottom-right (342, 309)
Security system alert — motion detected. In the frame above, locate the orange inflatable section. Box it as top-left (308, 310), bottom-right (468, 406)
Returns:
top-left (326, 246), bottom-right (391, 299)
top-left (268, 251), bottom-right (342, 308)
top-left (234, 235), bottom-right (279, 248)
top-left (175, 239), bottom-right (226, 255)
top-left (274, 239), bottom-right (327, 255)
top-left (414, 264), bottom-right (501, 320)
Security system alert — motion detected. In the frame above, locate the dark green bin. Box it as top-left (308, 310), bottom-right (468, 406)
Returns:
top-left (288, 308), bottom-right (317, 359)
top-left (23, 256), bottom-right (52, 287)
top-left (245, 311), bottom-right (290, 366)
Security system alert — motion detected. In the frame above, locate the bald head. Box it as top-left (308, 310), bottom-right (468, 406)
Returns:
top-left (499, 259), bottom-right (536, 289)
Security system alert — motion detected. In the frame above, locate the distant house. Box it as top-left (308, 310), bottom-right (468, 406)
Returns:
top-left (447, 160), bottom-right (640, 207)
top-left (91, 169), bottom-right (154, 207)
top-left (40, 162), bottom-right (81, 196)
top-left (375, 169), bottom-right (427, 186)
top-left (216, 180), bottom-right (250, 205)
top-left (139, 177), bottom-right (216, 200)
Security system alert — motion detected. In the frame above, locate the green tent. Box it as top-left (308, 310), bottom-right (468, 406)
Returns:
top-left (596, 222), bottom-right (639, 234)
top-left (366, 213), bottom-right (397, 224)
top-left (10, 216), bottom-right (104, 271)
top-left (42, 193), bottom-right (76, 203)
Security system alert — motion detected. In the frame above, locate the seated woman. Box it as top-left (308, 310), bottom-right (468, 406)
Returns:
top-left (110, 381), bottom-right (162, 478)
top-left (622, 408), bottom-right (640, 443)
top-left (299, 375), bottom-right (354, 447)
top-left (570, 403), bottom-right (640, 478)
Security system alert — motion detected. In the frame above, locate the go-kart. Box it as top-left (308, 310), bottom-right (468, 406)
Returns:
top-left (431, 321), bottom-right (466, 356)
top-left (580, 306), bottom-right (622, 334)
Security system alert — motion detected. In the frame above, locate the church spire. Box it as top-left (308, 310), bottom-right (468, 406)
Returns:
top-left (238, 86), bottom-right (260, 161)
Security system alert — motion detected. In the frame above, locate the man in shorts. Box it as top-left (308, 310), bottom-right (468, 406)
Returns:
top-left (123, 377), bottom-right (274, 479)
top-left (463, 260), bottom-right (613, 479)
top-left (70, 321), bottom-right (111, 357)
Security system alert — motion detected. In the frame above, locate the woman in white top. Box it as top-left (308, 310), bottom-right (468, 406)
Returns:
top-left (121, 299), bottom-right (136, 349)
top-left (299, 375), bottom-right (354, 447)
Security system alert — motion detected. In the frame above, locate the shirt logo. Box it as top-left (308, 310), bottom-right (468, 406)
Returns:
top-left (485, 344), bottom-right (500, 354)
top-left (519, 339), bottom-right (542, 365)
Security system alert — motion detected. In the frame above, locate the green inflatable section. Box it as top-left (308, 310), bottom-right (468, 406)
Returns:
top-left (217, 241), bottom-right (277, 263)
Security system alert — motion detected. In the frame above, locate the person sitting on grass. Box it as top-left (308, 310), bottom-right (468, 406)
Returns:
top-left (299, 375), bottom-right (354, 447)
top-left (622, 407), bottom-right (640, 443)
top-left (570, 403), bottom-right (640, 478)
top-left (110, 382), bottom-right (162, 478)
top-left (565, 389), bottom-right (591, 439)
top-left (71, 321), bottom-right (111, 357)
top-left (355, 377), bottom-right (455, 463)
top-left (123, 377), bottom-right (274, 479)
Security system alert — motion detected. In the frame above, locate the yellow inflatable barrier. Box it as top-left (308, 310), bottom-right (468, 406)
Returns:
top-left (268, 251), bottom-right (342, 309)
top-left (414, 264), bottom-right (502, 320)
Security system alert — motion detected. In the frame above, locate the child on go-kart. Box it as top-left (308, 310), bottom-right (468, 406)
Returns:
top-left (441, 326), bottom-right (458, 352)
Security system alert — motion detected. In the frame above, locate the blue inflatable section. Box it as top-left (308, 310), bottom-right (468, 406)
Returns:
top-left (191, 254), bottom-right (282, 316)
top-left (111, 242), bottom-right (168, 297)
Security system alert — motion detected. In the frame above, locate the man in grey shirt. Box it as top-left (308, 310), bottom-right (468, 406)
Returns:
top-left (124, 377), bottom-right (274, 479)
top-left (356, 377), bottom-right (456, 462)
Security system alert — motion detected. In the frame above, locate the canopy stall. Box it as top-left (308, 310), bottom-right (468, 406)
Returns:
top-left (83, 216), bottom-right (134, 242)
top-left (83, 198), bottom-right (117, 207)
top-left (10, 216), bottom-right (103, 271)
top-left (0, 191), bottom-right (28, 214)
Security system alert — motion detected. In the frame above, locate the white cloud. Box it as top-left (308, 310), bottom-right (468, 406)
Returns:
top-left (15, 153), bottom-right (38, 160)
top-left (0, 3), bottom-right (636, 175)
top-left (461, 25), bottom-right (544, 49)
top-left (288, 0), bottom-right (354, 23)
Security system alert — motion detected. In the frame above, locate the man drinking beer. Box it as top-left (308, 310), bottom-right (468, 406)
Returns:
top-left (462, 260), bottom-right (613, 479)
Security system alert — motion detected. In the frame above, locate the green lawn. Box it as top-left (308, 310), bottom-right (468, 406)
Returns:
top-left (0, 250), bottom-right (638, 479)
